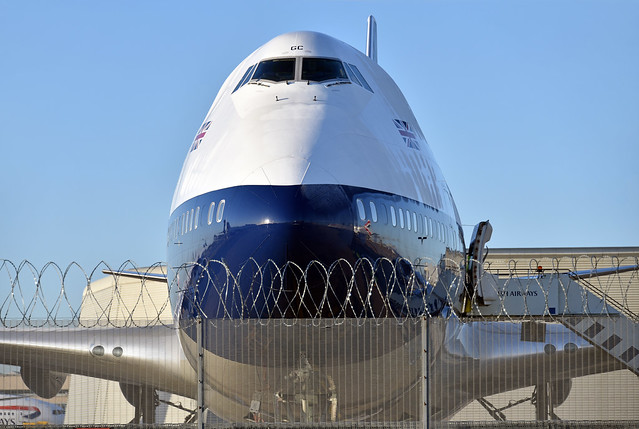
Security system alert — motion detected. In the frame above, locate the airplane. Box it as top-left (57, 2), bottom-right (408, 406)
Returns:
top-left (0, 16), bottom-right (632, 424)
top-left (0, 394), bottom-right (65, 425)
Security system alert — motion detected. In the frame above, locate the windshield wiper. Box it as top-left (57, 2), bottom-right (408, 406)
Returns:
top-left (326, 80), bottom-right (352, 87)
top-left (248, 80), bottom-right (271, 87)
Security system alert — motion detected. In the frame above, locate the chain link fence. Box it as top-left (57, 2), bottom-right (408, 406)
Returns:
top-left (0, 256), bottom-right (637, 427)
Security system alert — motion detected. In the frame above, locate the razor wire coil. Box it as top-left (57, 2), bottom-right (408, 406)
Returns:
top-left (0, 256), bottom-right (637, 328)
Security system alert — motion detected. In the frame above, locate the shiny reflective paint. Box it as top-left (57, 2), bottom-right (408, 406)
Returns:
top-left (169, 185), bottom-right (463, 320)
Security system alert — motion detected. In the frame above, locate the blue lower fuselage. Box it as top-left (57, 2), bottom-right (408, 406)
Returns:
top-left (167, 184), bottom-right (464, 328)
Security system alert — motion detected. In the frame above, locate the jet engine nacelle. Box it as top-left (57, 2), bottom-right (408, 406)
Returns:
top-left (20, 366), bottom-right (67, 399)
top-left (119, 383), bottom-right (158, 424)
top-left (550, 378), bottom-right (572, 407)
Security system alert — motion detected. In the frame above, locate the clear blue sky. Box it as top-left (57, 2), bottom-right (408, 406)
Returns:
top-left (1, 0), bottom-right (638, 271)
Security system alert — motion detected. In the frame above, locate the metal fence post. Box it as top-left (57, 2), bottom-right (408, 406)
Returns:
top-left (422, 316), bottom-right (430, 429)
top-left (197, 315), bottom-right (204, 429)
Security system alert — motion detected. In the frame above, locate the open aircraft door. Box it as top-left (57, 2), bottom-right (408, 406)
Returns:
top-left (462, 220), bottom-right (498, 313)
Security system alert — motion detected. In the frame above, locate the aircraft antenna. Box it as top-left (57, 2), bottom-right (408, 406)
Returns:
top-left (366, 15), bottom-right (378, 63)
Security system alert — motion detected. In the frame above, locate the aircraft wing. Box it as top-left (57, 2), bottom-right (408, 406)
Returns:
top-left (0, 325), bottom-right (196, 401)
top-left (568, 264), bottom-right (639, 280)
top-left (429, 318), bottom-right (624, 420)
top-left (101, 269), bottom-right (168, 282)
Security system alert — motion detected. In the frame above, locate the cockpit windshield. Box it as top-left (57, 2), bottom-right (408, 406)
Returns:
top-left (252, 58), bottom-right (295, 82)
top-left (233, 56), bottom-right (373, 93)
top-left (301, 58), bottom-right (348, 82)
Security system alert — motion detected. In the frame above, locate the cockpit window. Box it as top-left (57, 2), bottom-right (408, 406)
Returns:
top-left (232, 57), bottom-right (373, 92)
top-left (252, 58), bottom-right (296, 82)
top-left (301, 58), bottom-right (348, 82)
top-left (344, 63), bottom-right (362, 86)
top-left (345, 63), bottom-right (373, 92)
top-left (233, 63), bottom-right (257, 93)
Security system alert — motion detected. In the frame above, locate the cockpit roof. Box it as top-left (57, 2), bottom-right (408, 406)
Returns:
top-left (249, 31), bottom-right (360, 61)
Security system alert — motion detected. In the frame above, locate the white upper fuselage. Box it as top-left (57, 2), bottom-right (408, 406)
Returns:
top-left (170, 31), bottom-right (458, 221)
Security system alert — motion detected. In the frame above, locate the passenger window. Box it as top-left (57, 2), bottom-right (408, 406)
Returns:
top-left (380, 203), bottom-right (388, 225)
top-left (216, 199), bottom-right (226, 223)
top-left (207, 202), bottom-right (215, 225)
top-left (369, 201), bottom-right (378, 223)
top-left (194, 206), bottom-right (200, 229)
top-left (413, 212), bottom-right (418, 233)
top-left (253, 58), bottom-right (295, 82)
top-left (356, 199), bottom-right (366, 221)
top-left (390, 206), bottom-right (397, 227)
top-left (302, 58), bottom-right (348, 82)
top-left (189, 208), bottom-right (194, 231)
top-left (406, 210), bottom-right (411, 230)
top-left (398, 208), bottom-right (404, 229)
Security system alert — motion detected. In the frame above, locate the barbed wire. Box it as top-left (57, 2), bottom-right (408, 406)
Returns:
top-left (476, 255), bottom-right (639, 322)
top-left (0, 256), bottom-right (637, 328)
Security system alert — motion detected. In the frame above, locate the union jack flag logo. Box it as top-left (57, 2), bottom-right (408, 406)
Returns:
top-left (190, 121), bottom-right (211, 152)
top-left (393, 119), bottom-right (420, 150)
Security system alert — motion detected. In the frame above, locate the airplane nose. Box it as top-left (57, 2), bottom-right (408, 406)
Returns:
top-left (187, 183), bottom-right (358, 319)
top-left (215, 184), bottom-right (355, 262)
top-left (240, 156), bottom-right (311, 186)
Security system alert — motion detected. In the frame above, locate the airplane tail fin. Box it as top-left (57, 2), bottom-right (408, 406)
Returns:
top-left (366, 15), bottom-right (377, 63)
